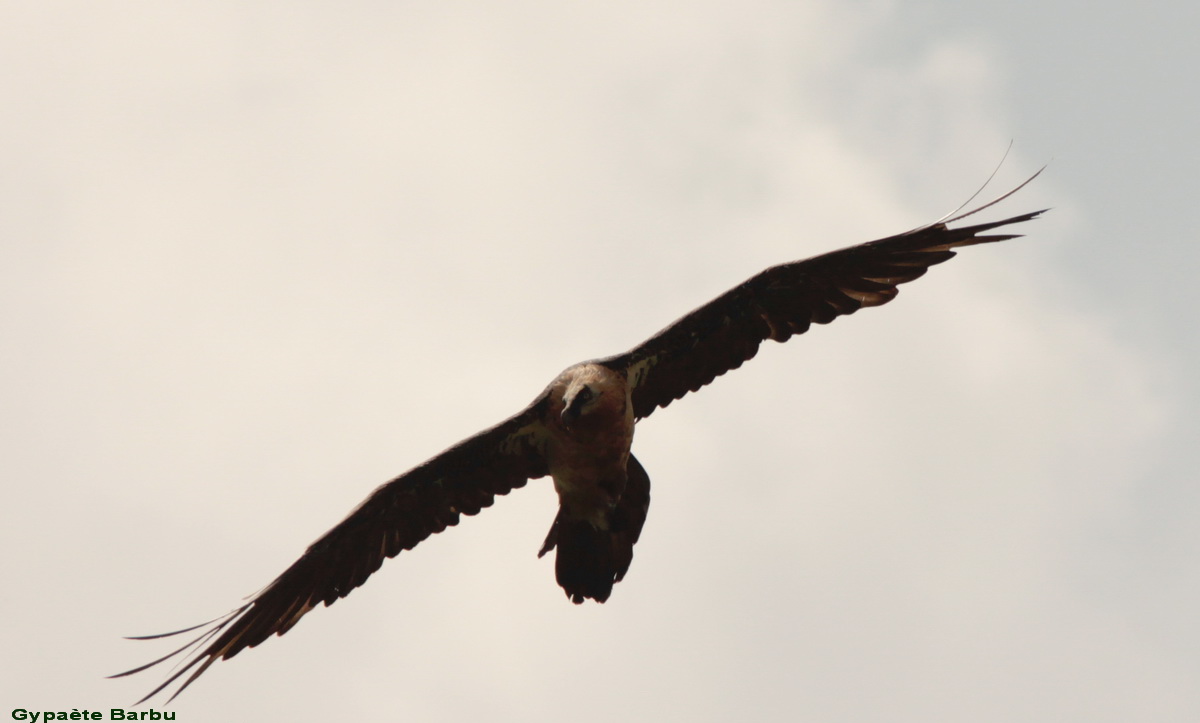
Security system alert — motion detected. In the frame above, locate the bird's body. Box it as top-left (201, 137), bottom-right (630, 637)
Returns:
top-left (116, 177), bottom-right (1045, 703)
top-left (538, 362), bottom-right (647, 604)
top-left (544, 362), bottom-right (635, 523)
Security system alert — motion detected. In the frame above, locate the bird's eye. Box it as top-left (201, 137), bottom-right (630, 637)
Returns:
top-left (576, 386), bottom-right (594, 403)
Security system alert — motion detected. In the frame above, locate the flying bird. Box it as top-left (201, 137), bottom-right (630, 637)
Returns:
top-left (115, 175), bottom-right (1045, 703)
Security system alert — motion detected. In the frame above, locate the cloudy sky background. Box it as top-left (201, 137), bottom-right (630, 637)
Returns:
top-left (2, 1), bottom-right (1196, 721)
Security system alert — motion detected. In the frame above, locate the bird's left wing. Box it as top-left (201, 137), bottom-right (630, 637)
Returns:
top-left (113, 397), bottom-right (551, 703)
top-left (602, 180), bottom-right (1046, 420)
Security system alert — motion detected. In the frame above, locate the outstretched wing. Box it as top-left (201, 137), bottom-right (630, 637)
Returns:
top-left (604, 181), bottom-right (1046, 420)
top-left (113, 397), bottom-right (552, 703)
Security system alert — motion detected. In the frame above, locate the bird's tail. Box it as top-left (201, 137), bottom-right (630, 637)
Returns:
top-left (537, 454), bottom-right (651, 604)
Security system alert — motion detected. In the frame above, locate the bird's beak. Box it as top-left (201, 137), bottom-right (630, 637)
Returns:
top-left (560, 406), bottom-right (579, 429)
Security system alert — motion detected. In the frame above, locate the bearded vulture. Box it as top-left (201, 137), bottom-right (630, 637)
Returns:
top-left (115, 175), bottom-right (1045, 702)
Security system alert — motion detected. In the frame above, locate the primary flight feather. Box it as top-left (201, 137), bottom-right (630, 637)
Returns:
top-left (115, 176), bottom-right (1045, 703)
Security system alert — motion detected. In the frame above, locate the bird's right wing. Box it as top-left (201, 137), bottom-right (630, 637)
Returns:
top-left (113, 396), bottom-right (551, 703)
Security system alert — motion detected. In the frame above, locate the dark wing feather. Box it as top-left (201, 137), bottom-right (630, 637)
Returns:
top-left (604, 199), bottom-right (1046, 420)
top-left (113, 398), bottom-right (551, 703)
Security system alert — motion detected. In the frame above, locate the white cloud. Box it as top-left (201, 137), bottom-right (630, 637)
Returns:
top-left (1, 2), bottom-right (1191, 722)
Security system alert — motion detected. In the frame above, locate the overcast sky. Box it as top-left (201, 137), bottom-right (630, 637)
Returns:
top-left (2, 2), bottom-right (1197, 721)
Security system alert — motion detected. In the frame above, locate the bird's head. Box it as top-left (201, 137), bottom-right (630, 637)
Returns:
top-left (560, 380), bottom-right (598, 429)
top-left (554, 362), bottom-right (629, 434)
